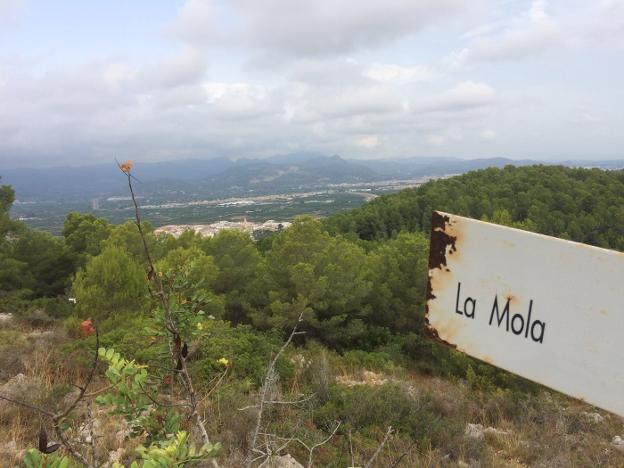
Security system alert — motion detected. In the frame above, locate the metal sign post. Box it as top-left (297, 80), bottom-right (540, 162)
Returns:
top-left (426, 211), bottom-right (624, 417)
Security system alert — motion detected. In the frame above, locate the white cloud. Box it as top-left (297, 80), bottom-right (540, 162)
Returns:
top-left (2, 0), bottom-right (624, 165)
top-left (452, 0), bottom-right (560, 66)
top-left (364, 63), bottom-right (433, 84)
top-left (419, 81), bottom-right (497, 113)
top-left (578, 0), bottom-right (624, 51)
top-left (481, 128), bottom-right (496, 141)
top-left (202, 82), bottom-right (279, 119)
top-left (172, 0), bottom-right (474, 59)
top-left (356, 135), bottom-right (380, 148)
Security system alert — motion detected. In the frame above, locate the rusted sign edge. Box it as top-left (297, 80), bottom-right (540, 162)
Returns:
top-left (424, 210), bottom-right (458, 349)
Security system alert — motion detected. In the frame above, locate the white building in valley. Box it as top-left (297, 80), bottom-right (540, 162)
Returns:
top-left (154, 219), bottom-right (290, 239)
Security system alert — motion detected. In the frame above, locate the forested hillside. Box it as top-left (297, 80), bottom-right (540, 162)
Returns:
top-left (325, 165), bottom-right (624, 250)
top-left (1, 166), bottom-right (624, 467)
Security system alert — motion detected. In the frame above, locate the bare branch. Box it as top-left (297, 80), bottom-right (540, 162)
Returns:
top-left (238, 393), bottom-right (315, 411)
top-left (136, 381), bottom-right (190, 409)
top-left (50, 328), bottom-right (101, 467)
top-left (56, 329), bottom-right (100, 421)
top-left (86, 400), bottom-right (98, 467)
top-left (348, 429), bottom-right (355, 468)
top-left (307, 421), bottom-right (341, 468)
top-left (84, 382), bottom-right (117, 398)
top-left (120, 164), bottom-right (219, 468)
top-left (390, 439), bottom-right (418, 468)
top-left (55, 422), bottom-right (91, 467)
top-left (247, 308), bottom-right (305, 468)
top-left (0, 394), bottom-right (54, 417)
top-left (2, 327), bottom-right (100, 467)
top-left (364, 426), bottom-right (393, 468)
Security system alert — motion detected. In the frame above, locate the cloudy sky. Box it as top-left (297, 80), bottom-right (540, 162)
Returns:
top-left (1, 0), bottom-right (623, 167)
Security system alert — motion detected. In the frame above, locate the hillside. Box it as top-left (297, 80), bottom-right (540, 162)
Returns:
top-left (1, 165), bottom-right (624, 466)
top-left (325, 165), bottom-right (624, 250)
top-left (5, 155), bottom-right (621, 202)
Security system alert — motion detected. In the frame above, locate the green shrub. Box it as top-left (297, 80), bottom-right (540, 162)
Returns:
top-left (341, 349), bottom-right (394, 373)
top-left (315, 383), bottom-right (451, 442)
top-left (194, 319), bottom-right (292, 385)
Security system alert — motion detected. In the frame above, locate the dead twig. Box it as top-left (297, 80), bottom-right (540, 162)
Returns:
top-left (247, 309), bottom-right (305, 468)
top-left (1, 328), bottom-right (100, 467)
top-left (390, 438), bottom-right (418, 467)
top-left (119, 161), bottom-right (219, 468)
top-left (238, 393), bottom-right (315, 411)
top-left (307, 421), bottom-right (341, 468)
top-left (364, 426), bottom-right (393, 468)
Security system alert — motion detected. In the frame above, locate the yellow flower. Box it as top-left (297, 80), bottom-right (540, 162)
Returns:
top-left (217, 358), bottom-right (229, 367)
top-left (197, 322), bottom-right (204, 331)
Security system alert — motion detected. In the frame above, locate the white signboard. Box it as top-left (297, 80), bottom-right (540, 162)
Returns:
top-left (426, 211), bottom-right (624, 416)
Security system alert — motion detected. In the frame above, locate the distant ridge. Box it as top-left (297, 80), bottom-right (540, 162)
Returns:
top-left (351, 156), bottom-right (541, 178)
top-left (2, 153), bottom-right (621, 200)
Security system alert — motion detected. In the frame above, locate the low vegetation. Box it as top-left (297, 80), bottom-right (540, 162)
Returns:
top-left (1, 165), bottom-right (623, 466)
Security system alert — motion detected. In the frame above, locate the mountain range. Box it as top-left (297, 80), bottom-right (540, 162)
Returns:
top-left (2, 154), bottom-right (622, 201)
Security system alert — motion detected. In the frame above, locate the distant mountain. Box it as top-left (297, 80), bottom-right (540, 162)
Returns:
top-left (1, 155), bottom-right (381, 200)
top-left (352, 156), bottom-right (540, 178)
top-left (2, 158), bottom-right (235, 199)
top-left (2, 153), bottom-right (621, 202)
top-left (265, 151), bottom-right (328, 165)
top-left (559, 159), bottom-right (624, 170)
top-left (205, 155), bottom-right (377, 192)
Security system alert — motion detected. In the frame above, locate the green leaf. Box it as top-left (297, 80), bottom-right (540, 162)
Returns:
top-left (23, 449), bottom-right (41, 468)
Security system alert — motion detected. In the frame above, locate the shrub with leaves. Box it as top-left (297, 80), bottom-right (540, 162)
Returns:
top-left (114, 431), bottom-right (221, 468)
top-left (96, 346), bottom-right (221, 465)
top-left (22, 449), bottom-right (71, 468)
top-left (95, 347), bottom-right (152, 435)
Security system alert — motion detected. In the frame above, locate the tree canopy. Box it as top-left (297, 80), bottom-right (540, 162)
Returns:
top-left (325, 165), bottom-right (624, 251)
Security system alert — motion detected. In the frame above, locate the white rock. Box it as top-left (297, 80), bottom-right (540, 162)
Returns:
top-left (483, 426), bottom-right (510, 437)
top-left (465, 423), bottom-right (484, 440)
top-left (612, 435), bottom-right (624, 453)
top-left (581, 411), bottom-right (605, 423)
top-left (0, 313), bottom-right (12, 322)
top-left (265, 454), bottom-right (304, 468)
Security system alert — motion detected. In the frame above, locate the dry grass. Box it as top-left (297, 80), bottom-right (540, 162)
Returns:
top-left (1, 318), bottom-right (624, 467)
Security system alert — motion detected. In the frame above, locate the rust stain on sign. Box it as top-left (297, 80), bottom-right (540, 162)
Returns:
top-left (425, 211), bottom-right (460, 349)
top-left (424, 210), bottom-right (624, 417)
top-left (428, 211), bottom-right (457, 271)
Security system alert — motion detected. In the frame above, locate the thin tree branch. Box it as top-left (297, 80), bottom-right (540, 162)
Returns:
top-left (364, 426), bottom-right (393, 468)
top-left (136, 381), bottom-right (190, 409)
top-left (119, 163), bottom-right (219, 468)
top-left (390, 439), bottom-right (418, 468)
top-left (307, 421), bottom-right (341, 468)
top-left (348, 429), bottom-right (355, 468)
top-left (56, 329), bottom-right (100, 421)
top-left (3, 328), bottom-right (100, 467)
top-left (0, 395), bottom-right (54, 417)
top-left (84, 382), bottom-right (117, 398)
top-left (247, 309), bottom-right (305, 468)
top-left (238, 393), bottom-right (315, 411)
top-left (196, 368), bottom-right (229, 405)
top-left (86, 400), bottom-right (98, 467)
top-left (55, 422), bottom-right (91, 466)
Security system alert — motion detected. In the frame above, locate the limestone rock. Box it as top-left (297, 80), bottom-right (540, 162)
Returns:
top-left (465, 423), bottom-right (484, 440)
top-left (611, 435), bottom-right (624, 453)
top-left (265, 454), bottom-right (304, 468)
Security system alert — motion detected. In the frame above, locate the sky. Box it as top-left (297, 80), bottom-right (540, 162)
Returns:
top-left (0, 0), bottom-right (623, 167)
